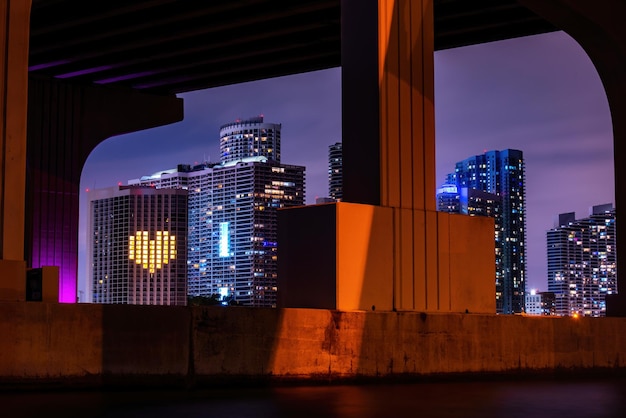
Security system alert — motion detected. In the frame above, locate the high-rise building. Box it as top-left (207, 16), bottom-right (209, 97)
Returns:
top-left (328, 142), bottom-right (342, 201)
top-left (220, 116), bottom-right (281, 163)
top-left (547, 204), bottom-right (617, 317)
top-left (88, 185), bottom-right (188, 305)
top-left (436, 182), bottom-right (460, 213)
top-left (438, 149), bottom-right (526, 314)
top-left (129, 117), bottom-right (305, 307)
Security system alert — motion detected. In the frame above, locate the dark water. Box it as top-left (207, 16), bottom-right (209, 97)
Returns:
top-left (3, 377), bottom-right (626, 418)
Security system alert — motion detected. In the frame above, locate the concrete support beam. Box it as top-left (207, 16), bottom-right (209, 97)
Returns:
top-left (26, 77), bottom-right (183, 302)
top-left (0, 0), bottom-right (31, 261)
top-left (517, 0), bottom-right (626, 314)
top-left (378, 0), bottom-right (436, 211)
top-left (342, 0), bottom-right (435, 209)
top-left (278, 202), bottom-right (495, 313)
top-left (278, 0), bottom-right (495, 312)
top-left (341, 0), bottom-right (380, 205)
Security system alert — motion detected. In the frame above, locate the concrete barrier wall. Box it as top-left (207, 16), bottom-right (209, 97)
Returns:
top-left (1, 302), bottom-right (624, 387)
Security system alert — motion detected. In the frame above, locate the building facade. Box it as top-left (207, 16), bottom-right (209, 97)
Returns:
top-left (220, 116), bottom-right (281, 163)
top-left (436, 181), bottom-right (460, 214)
top-left (88, 185), bottom-right (188, 305)
top-left (547, 204), bottom-right (617, 317)
top-left (129, 117), bottom-right (305, 307)
top-left (525, 290), bottom-right (556, 316)
top-left (328, 142), bottom-right (343, 201)
top-left (438, 149), bottom-right (526, 314)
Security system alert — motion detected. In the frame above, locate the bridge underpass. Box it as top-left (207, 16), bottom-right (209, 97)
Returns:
top-left (0, 0), bottom-right (625, 386)
top-left (0, 0), bottom-right (623, 310)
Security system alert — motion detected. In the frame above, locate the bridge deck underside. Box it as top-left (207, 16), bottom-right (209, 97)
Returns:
top-left (29, 0), bottom-right (557, 96)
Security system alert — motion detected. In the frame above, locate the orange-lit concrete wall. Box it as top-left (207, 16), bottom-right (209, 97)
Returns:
top-left (1, 303), bottom-right (624, 386)
top-left (278, 202), bottom-right (495, 313)
top-left (0, 0), bottom-right (30, 262)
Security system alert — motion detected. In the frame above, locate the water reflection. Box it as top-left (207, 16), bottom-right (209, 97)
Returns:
top-left (4, 377), bottom-right (625, 418)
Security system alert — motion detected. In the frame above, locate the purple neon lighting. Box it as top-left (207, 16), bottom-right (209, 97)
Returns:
top-left (29, 60), bottom-right (73, 71)
top-left (59, 265), bottom-right (77, 303)
top-left (95, 71), bottom-right (156, 84)
top-left (56, 65), bottom-right (114, 79)
top-left (34, 254), bottom-right (77, 303)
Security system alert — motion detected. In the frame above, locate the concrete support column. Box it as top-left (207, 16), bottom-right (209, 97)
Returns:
top-left (0, 0), bottom-right (31, 261)
top-left (279, 0), bottom-right (495, 313)
top-left (342, 0), bottom-right (453, 311)
top-left (26, 77), bottom-right (183, 302)
top-left (342, 0), bottom-right (435, 210)
top-left (377, 0), bottom-right (436, 211)
top-left (517, 0), bottom-right (626, 311)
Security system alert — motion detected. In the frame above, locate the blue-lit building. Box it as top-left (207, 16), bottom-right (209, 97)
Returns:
top-left (438, 149), bottom-right (526, 314)
top-left (547, 204), bottom-right (617, 317)
top-left (129, 117), bottom-right (305, 307)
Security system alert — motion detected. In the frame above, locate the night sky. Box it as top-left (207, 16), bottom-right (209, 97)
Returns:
top-left (79, 30), bottom-right (614, 297)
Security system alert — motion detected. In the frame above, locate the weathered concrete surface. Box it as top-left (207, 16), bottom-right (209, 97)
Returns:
top-left (0, 302), bottom-right (189, 385)
top-left (278, 203), bottom-right (495, 314)
top-left (0, 303), bottom-right (624, 388)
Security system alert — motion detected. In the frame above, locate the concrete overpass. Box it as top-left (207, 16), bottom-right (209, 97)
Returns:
top-left (0, 0), bottom-right (623, 306)
top-left (0, 0), bottom-right (625, 385)
top-left (26, 0), bottom-right (557, 95)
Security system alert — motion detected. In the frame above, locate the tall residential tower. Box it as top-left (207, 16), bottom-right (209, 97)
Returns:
top-left (220, 116), bottom-right (280, 163)
top-left (328, 142), bottom-right (342, 201)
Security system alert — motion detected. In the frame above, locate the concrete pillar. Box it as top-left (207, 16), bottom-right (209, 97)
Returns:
top-left (516, 0), bottom-right (626, 312)
top-left (341, 0), bottom-right (488, 311)
top-left (279, 0), bottom-right (495, 313)
top-left (342, 0), bottom-right (436, 210)
top-left (26, 77), bottom-right (183, 302)
top-left (0, 0), bottom-right (31, 300)
top-left (0, 0), bottom-right (31, 261)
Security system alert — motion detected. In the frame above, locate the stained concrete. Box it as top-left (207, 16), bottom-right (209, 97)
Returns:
top-left (0, 303), bottom-right (624, 388)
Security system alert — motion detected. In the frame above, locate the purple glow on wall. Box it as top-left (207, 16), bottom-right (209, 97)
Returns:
top-left (29, 60), bottom-right (72, 71)
top-left (33, 254), bottom-right (77, 304)
top-left (56, 65), bottom-right (114, 79)
top-left (95, 71), bottom-right (156, 84)
top-left (59, 272), bottom-right (77, 303)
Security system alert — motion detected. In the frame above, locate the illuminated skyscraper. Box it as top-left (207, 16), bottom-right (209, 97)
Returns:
top-left (129, 117), bottom-right (305, 306)
top-left (220, 116), bottom-right (281, 163)
top-left (328, 142), bottom-right (342, 201)
top-left (547, 204), bottom-right (617, 317)
top-left (438, 149), bottom-right (526, 314)
top-left (88, 185), bottom-right (188, 305)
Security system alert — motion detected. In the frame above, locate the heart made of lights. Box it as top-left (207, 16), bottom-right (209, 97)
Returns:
top-left (128, 231), bottom-right (176, 273)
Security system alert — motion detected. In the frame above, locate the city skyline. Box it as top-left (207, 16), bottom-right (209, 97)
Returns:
top-left (79, 30), bottom-right (615, 296)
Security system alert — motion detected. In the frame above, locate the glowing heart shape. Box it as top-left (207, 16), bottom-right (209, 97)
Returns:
top-left (128, 231), bottom-right (176, 273)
